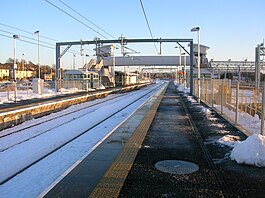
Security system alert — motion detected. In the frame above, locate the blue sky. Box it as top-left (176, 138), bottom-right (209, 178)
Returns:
top-left (1, 0), bottom-right (264, 68)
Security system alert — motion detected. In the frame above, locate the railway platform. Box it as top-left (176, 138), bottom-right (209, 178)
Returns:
top-left (44, 82), bottom-right (265, 198)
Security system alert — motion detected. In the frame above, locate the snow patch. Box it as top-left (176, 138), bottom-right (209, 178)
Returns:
top-left (216, 135), bottom-right (241, 147)
top-left (208, 117), bottom-right (218, 121)
top-left (231, 134), bottom-right (265, 167)
top-left (211, 123), bottom-right (226, 128)
top-left (200, 107), bottom-right (211, 114)
top-left (187, 96), bottom-right (197, 103)
top-left (176, 83), bottom-right (190, 93)
top-left (98, 85), bottom-right (106, 90)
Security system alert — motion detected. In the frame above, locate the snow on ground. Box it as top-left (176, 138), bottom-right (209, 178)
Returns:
top-left (200, 106), bottom-right (211, 114)
top-left (0, 82), bottom-right (166, 198)
top-left (0, 87), bottom-right (83, 104)
top-left (0, 86), bottom-right (156, 183)
top-left (174, 82), bottom-right (190, 94)
top-left (215, 104), bottom-right (261, 135)
top-left (216, 135), bottom-right (241, 147)
top-left (176, 83), bottom-right (265, 168)
top-left (231, 134), bottom-right (265, 167)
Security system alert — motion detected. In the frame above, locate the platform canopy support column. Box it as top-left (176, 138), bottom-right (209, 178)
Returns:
top-left (190, 41), bottom-right (194, 95)
top-left (255, 43), bottom-right (265, 90)
top-left (55, 44), bottom-right (60, 92)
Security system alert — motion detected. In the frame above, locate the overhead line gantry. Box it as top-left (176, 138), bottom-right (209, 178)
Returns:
top-left (55, 38), bottom-right (194, 94)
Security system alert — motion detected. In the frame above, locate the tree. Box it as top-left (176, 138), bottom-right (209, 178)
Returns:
top-left (6, 58), bottom-right (14, 64)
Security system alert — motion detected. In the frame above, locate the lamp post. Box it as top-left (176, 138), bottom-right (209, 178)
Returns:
top-left (191, 26), bottom-right (200, 103)
top-left (13, 35), bottom-right (20, 102)
top-left (22, 53), bottom-right (25, 79)
top-left (181, 52), bottom-right (186, 87)
top-left (175, 46), bottom-right (182, 83)
top-left (34, 31), bottom-right (40, 78)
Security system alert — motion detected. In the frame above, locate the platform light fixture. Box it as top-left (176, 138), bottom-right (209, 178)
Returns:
top-left (191, 26), bottom-right (200, 103)
top-left (175, 46), bottom-right (182, 83)
top-left (181, 52), bottom-right (187, 87)
top-left (13, 34), bottom-right (20, 102)
top-left (34, 30), bottom-right (40, 78)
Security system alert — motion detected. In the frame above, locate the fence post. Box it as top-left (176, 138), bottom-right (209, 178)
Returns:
top-left (249, 99), bottom-right (252, 116)
top-left (205, 80), bottom-right (208, 103)
top-left (211, 79), bottom-right (214, 107)
top-left (221, 79), bottom-right (224, 114)
top-left (235, 80), bottom-right (239, 125)
top-left (260, 82), bottom-right (265, 135)
top-left (193, 78), bottom-right (196, 96)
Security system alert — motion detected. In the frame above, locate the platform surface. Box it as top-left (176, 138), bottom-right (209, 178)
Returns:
top-left (45, 83), bottom-right (265, 198)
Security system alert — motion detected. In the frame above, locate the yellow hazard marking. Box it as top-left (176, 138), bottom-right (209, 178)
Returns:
top-left (89, 84), bottom-right (168, 198)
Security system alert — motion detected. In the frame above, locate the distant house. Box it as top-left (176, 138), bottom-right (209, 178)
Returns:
top-left (0, 64), bottom-right (35, 80)
top-left (0, 68), bottom-right (10, 80)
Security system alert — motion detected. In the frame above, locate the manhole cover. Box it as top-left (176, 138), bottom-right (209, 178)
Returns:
top-left (155, 160), bottom-right (199, 175)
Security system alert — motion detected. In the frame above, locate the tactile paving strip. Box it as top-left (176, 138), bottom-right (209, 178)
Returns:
top-left (89, 85), bottom-right (168, 198)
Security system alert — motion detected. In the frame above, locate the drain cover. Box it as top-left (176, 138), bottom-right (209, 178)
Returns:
top-left (155, 160), bottom-right (199, 175)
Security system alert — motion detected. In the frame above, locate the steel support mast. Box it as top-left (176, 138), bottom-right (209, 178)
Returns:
top-left (55, 38), bottom-right (194, 94)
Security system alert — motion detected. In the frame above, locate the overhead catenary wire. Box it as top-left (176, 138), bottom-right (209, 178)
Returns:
top-left (44, 0), bottom-right (108, 39)
top-left (139, 0), bottom-right (160, 55)
top-left (0, 31), bottom-right (82, 56)
top-left (0, 33), bottom-right (12, 39)
top-left (57, 0), bottom-right (115, 39)
top-left (0, 33), bottom-right (54, 50)
top-left (46, 0), bottom-right (140, 55)
top-left (0, 2), bottom-right (138, 60)
top-left (0, 22), bottom-right (96, 56)
top-left (0, 22), bottom-right (88, 54)
top-left (0, 22), bottom-right (57, 42)
top-left (0, 29), bottom-right (55, 47)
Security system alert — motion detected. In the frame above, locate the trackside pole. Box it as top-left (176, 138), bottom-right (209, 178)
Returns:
top-left (211, 79), bottom-right (214, 108)
top-left (221, 79), bottom-right (224, 115)
top-left (235, 80), bottom-right (239, 125)
top-left (260, 82), bottom-right (265, 135)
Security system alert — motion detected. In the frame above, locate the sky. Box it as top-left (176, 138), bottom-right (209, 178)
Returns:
top-left (1, 0), bottom-right (265, 69)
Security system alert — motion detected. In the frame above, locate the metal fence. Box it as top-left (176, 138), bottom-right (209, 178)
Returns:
top-left (193, 78), bottom-right (265, 135)
top-left (61, 80), bottom-right (86, 90)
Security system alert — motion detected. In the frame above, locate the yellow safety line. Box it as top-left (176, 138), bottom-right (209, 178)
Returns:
top-left (89, 84), bottom-right (168, 198)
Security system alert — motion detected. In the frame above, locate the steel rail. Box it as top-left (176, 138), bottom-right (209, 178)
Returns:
top-left (0, 85), bottom-right (157, 151)
top-left (0, 83), bottom-right (164, 185)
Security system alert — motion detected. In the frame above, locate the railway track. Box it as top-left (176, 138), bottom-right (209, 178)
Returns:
top-left (0, 82), bottom-right (165, 185)
top-left (0, 84), bottom-right (156, 146)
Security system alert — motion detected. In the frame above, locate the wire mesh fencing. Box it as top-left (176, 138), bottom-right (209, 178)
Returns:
top-left (193, 78), bottom-right (264, 135)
